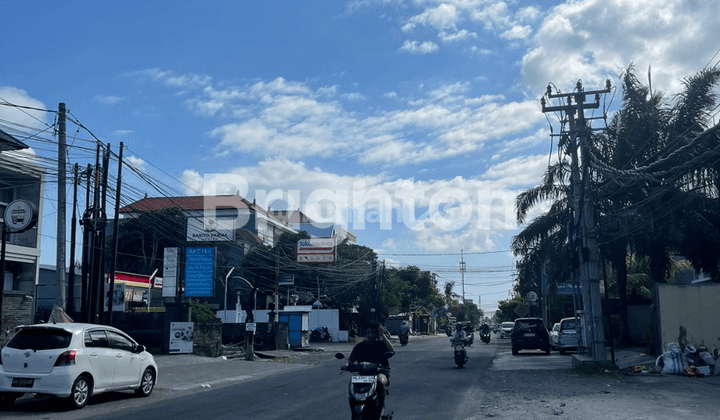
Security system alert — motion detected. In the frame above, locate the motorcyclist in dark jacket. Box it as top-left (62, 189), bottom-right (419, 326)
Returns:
top-left (342, 322), bottom-right (396, 407)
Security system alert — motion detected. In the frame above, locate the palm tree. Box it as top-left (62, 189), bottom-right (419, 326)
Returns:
top-left (592, 64), bottom-right (720, 351)
top-left (512, 160), bottom-right (574, 297)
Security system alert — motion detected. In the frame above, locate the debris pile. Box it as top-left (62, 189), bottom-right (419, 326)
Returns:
top-left (652, 342), bottom-right (720, 377)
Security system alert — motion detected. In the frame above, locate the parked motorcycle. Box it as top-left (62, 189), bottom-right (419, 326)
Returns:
top-left (310, 326), bottom-right (332, 342)
top-left (451, 338), bottom-right (469, 368)
top-left (445, 326), bottom-right (453, 337)
top-left (480, 331), bottom-right (491, 344)
top-left (336, 353), bottom-right (394, 420)
top-left (398, 331), bottom-right (409, 346)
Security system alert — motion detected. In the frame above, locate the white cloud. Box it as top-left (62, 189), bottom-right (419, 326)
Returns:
top-left (399, 40), bottom-right (440, 54)
top-left (94, 95), bottom-right (124, 105)
top-left (405, 3), bottom-right (459, 31)
top-left (521, 0), bottom-right (720, 95)
top-left (439, 29), bottom-right (478, 43)
top-left (126, 155), bottom-right (148, 171)
top-left (0, 87), bottom-right (49, 130)
top-left (182, 158), bottom-right (527, 248)
top-left (500, 25), bottom-right (532, 40)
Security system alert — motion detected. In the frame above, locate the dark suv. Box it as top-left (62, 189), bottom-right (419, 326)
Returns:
top-left (511, 317), bottom-right (551, 355)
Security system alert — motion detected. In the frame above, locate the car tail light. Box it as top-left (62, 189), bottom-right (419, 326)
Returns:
top-left (54, 350), bottom-right (77, 367)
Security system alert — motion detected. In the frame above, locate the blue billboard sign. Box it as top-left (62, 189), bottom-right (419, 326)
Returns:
top-left (185, 247), bottom-right (215, 297)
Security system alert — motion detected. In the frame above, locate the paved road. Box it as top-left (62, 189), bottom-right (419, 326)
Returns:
top-left (3, 333), bottom-right (719, 420)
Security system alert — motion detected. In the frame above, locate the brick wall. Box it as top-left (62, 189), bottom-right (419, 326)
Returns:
top-left (1, 291), bottom-right (34, 347)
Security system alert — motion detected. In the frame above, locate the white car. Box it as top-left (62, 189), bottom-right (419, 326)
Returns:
top-left (549, 322), bottom-right (561, 350)
top-left (0, 323), bottom-right (157, 409)
top-left (558, 317), bottom-right (579, 354)
top-left (500, 321), bottom-right (515, 339)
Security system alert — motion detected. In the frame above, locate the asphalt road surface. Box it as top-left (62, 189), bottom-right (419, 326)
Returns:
top-left (4, 334), bottom-right (720, 419)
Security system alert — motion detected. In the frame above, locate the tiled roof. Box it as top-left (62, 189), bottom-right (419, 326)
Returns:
top-left (120, 195), bottom-right (252, 213)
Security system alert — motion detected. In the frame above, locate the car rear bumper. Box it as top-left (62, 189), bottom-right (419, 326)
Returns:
top-left (0, 368), bottom-right (74, 398)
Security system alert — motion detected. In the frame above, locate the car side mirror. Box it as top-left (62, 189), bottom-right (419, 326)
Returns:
top-left (136, 344), bottom-right (146, 354)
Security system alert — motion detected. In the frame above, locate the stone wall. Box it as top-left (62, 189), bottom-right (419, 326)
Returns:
top-left (193, 322), bottom-right (223, 357)
top-left (0, 291), bottom-right (34, 347)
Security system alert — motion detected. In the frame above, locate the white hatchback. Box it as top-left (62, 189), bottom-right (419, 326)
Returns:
top-left (0, 323), bottom-right (157, 409)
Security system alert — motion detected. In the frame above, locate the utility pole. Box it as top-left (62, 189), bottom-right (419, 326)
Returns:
top-left (57, 103), bottom-right (67, 309)
top-left (107, 142), bottom-right (124, 325)
top-left (459, 250), bottom-right (466, 303)
top-left (542, 80), bottom-right (611, 363)
top-left (68, 163), bottom-right (79, 316)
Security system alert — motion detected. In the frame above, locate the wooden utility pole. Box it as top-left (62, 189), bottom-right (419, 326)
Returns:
top-left (57, 103), bottom-right (67, 309)
top-left (541, 80), bottom-right (612, 363)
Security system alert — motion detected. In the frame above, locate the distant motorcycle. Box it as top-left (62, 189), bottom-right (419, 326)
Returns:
top-left (310, 326), bottom-right (332, 342)
top-left (480, 331), bottom-right (491, 344)
top-left (398, 331), bottom-right (409, 346)
top-left (452, 338), bottom-right (469, 368)
top-left (445, 327), bottom-right (453, 337)
top-left (336, 352), bottom-right (394, 420)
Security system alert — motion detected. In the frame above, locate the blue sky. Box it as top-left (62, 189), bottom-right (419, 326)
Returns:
top-left (1, 0), bottom-right (719, 315)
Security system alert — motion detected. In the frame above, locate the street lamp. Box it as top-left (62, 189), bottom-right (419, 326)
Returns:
top-left (224, 268), bottom-right (235, 315)
top-left (231, 276), bottom-right (256, 311)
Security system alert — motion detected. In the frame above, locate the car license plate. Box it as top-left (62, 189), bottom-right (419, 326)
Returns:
top-left (524, 332), bottom-right (536, 337)
top-left (352, 375), bottom-right (375, 384)
top-left (12, 378), bottom-right (34, 388)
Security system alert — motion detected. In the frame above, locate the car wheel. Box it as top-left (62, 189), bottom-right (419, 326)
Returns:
top-left (559, 349), bottom-right (566, 355)
top-left (545, 346), bottom-right (551, 355)
top-left (135, 368), bottom-right (156, 397)
top-left (512, 346), bottom-right (518, 355)
top-left (68, 375), bottom-right (91, 409)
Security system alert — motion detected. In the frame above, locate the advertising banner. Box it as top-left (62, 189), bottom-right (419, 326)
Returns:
top-left (185, 247), bottom-right (215, 297)
top-left (169, 322), bottom-right (194, 354)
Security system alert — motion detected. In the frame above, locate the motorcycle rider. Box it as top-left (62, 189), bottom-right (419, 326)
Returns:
top-left (399, 321), bottom-right (409, 343)
top-left (343, 322), bottom-right (396, 409)
top-left (451, 323), bottom-right (468, 343)
top-left (480, 323), bottom-right (490, 335)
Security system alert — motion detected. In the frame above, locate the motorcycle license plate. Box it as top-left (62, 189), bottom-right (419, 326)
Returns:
top-left (351, 376), bottom-right (375, 384)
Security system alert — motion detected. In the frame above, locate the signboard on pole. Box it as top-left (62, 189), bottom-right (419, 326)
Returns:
top-left (296, 237), bottom-right (336, 263)
top-left (279, 273), bottom-right (294, 286)
top-left (163, 247), bottom-right (178, 298)
top-left (185, 247), bottom-right (215, 297)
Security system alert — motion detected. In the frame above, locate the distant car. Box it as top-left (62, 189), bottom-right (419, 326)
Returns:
top-left (549, 322), bottom-right (561, 350)
top-left (558, 317), bottom-right (579, 354)
top-left (0, 323), bottom-right (157, 409)
top-left (511, 317), bottom-right (550, 355)
top-left (500, 322), bottom-right (515, 339)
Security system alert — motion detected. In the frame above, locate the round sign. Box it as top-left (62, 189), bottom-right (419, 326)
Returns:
top-left (3, 199), bottom-right (38, 232)
top-left (526, 291), bottom-right (538, 302)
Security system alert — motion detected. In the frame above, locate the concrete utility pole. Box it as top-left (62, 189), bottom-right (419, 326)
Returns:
top-left (459, 250), bottom-right (466, 303)
top-left (541, 80), bottom-right (612, 363)
top-left (57, 103), bottom-right (67, 309)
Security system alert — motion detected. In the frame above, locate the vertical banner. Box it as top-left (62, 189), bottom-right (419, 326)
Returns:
top-left (185, 247), bottom-right (215, 297)
top-left (169, 322), bottom-right (194, 354)
top-left (163, 247), bottom-right (178, 298)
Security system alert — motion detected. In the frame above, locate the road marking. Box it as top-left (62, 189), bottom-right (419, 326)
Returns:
top-left (164, 375), bottom-right (254, 390)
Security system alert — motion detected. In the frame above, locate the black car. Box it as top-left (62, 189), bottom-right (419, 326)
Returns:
top-left (511, 317), bottom-right (551, 355)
